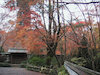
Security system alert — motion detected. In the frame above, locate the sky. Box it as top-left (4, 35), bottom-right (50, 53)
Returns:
top-left (0, 0), bottom-right (4, 4)
top-left (0, 0), bottom-right (99, 31)
top-left (0, 0), bottom-right (17, 31)
top-left (0, 0), bottom-right (5, 13)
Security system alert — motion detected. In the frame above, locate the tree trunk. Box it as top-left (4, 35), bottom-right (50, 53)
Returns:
top-left (46, 42), bottom-right (61, 67)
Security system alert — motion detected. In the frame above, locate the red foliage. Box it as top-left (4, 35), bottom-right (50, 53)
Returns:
top-left (4, 0), bottom-right (45, 54)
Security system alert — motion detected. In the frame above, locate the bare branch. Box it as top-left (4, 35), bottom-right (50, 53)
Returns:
top-left (56, 1), bottom-right (100, 5)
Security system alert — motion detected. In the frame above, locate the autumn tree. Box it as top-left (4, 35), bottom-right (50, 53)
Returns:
top-left (6, 0), bottom-right (65, 66)
top-left (0, 2), bottom-right (16, 53)
top-left (62, 1), bottom-right (100, 70)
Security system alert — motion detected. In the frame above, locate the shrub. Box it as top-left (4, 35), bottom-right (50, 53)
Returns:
top-left (49, 69), bottom-right (58, 75)
top-left (20, 61), bottom-right (27, 68)
top-left (58, 66), bottom-right (69, 75)
top-left (71, 57), bottom-right (86, 66)
top-left (97, 52), bottom-right (100, 58)
top-left (95, 52), bottom-right (100, 72)
top-left (51, 57), bottom-right (58, 66)
top-left (28, 56), bottom-right (46, 66)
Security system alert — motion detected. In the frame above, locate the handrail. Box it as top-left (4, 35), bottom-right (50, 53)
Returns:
top-left (64, 61), bottom-right (100, 75)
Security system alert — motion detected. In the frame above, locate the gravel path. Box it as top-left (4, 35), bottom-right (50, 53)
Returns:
top-left (0, 67), bottom-right (44, 75)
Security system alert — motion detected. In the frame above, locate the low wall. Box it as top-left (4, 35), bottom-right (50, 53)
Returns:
top-left (64, 61), bottom-right (100, 75)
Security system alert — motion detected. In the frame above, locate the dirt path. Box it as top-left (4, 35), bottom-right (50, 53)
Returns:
top-left (0, 67), bottom-right (45, 75)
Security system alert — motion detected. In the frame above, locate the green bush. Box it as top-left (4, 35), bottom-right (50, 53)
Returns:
top-left (71, 57), bottom-right (86, 66)
top-left (51, 57), bottom-right (58, 66)
top-left (95, 52), bottom-right (100, 72)
top-left (20, 61), bottom-right (27, 68)
top-left (28, 56), bottom-right (46, 66)
top-left (58, 66), bottom-right (69, 75)
top-left (97, 52), bottom-right (100, 58)
top-left (49, 69), bottom-right (58, 75)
